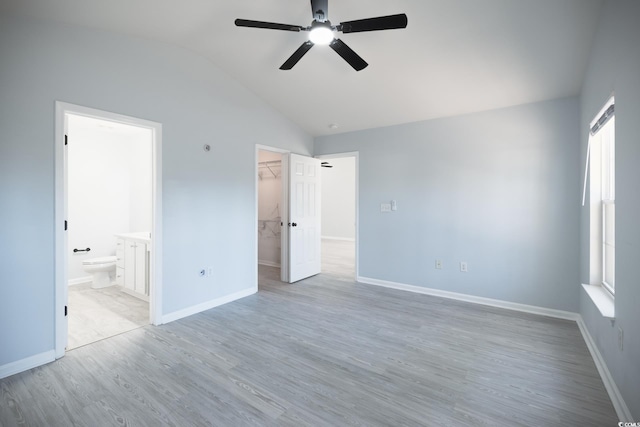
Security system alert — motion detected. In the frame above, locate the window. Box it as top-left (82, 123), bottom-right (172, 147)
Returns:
top-left (600, 118), bottom-right (615, 294)
top-left (584, 97), bottom-right (615, 296)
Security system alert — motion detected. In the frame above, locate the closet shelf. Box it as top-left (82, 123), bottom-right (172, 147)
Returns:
top-left (258, 160), bottom-right (281, 178)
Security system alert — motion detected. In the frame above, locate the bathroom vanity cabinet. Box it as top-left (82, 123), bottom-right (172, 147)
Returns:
top-left (115, 233), bottom-right (151, 301)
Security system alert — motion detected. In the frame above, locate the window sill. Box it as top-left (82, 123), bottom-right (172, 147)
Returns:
top-left (582, 284), bottom-right (615, 319)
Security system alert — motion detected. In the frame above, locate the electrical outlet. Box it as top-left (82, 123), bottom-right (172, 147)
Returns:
top-left (435, 259), bottom-right (443, 270)
top-left (381, 203), bottom-right (392, 212)
top-left (618, 327), bottom-right (624, 351)
top-left (207, 267), bottom-right (213, 277)
top-left (460, 262), bottom-right (468, 272)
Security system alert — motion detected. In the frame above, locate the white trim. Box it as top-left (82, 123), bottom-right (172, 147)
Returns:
top-left (581, 284), bottom-right (615, 319)
top-left (68, 276), bottom-right (92, 286)
top-left (0, 350), bottom-right (56, 379)
top-left (357, 276), bottom-right (580, 321)
top-left (55, 101), bottom-right (163, 360)
top-left (315, 151), bottom-right (360, 160)
top-left (54, 103), bottom-right (67, 359)
top-left (321, 236), bottom-right (355, 242)
top-left (316, 152), bottom-right (360, 279)
top-left (576, 316), bottom-right (632, 421)
top-left (120, 287), bottom-right (149, 302)
top-left (161, 286), bottom-right (257, 324)
top-left (281, 154), bottom-right (290, 283)
top-left (150, 120), bottom-right (163, 327)
top-left (258, 260), bottom-right (281, 268)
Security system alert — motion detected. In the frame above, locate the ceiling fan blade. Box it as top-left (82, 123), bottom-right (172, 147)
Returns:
top-left (329, 38), bottom-right (368, 71)
top-left (280, 41), bottom-right (314, 70)
top-left (235, 19), bottom-right (303, 32)
top-left (310, 0), bottom-right (329, 22)
top-left (339, 14), bottom-right (408, 33)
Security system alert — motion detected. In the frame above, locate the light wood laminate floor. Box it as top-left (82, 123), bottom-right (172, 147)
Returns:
top-left (67, 283), bottom-right (149, 350)
top-left (1, 241), bottom-right (617, 426)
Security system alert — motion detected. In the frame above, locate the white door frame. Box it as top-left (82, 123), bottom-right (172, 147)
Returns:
top-left (315, 151), bottom-right (360, 279)
top-left (255, 144), bottom-right (290, 284)
top-left (54, 101), bottom-right (163, 359)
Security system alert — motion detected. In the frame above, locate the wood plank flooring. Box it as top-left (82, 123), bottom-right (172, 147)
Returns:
top-left (1, 241), bottom-right (617, 426)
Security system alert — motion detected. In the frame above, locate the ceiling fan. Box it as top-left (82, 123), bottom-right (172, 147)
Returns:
top-left (235, 0), bottom-right (408, 71)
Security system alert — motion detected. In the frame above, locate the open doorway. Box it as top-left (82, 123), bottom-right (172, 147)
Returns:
top-left (318, 153), bottom-right (358, 281)
top-left (256, 145), bottom-right (295, 286)
top-left (255, 145), bottom-right (324, 288)
top-left (257, 149), bottom-right (285, 286)
top-left (55, 102), bottom-right (163, 358)
top-left (65, 114), bottom-right (152, 349)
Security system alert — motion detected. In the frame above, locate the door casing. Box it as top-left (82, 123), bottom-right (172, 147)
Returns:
top-left (54, 101), bottom-right (163, 358)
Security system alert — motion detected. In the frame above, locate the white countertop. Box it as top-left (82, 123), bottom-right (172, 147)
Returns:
top-left (115, 232), bottom-right (151, 244)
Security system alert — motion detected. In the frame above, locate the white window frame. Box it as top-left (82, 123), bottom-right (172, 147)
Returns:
top-left (584, 96), bottom-right (615, 298)
top-left (600, 117), bottom-right (615, 295)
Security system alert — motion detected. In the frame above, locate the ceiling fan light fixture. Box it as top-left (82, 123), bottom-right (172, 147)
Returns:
top-left (309, 23), bottom-right (333, 45)
top-left (235, 1), bottom-right (408, 70)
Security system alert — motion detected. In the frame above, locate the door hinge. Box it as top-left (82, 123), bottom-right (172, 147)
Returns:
top-left (64, 220), bottom-right (68, 231)
top-left (64, 305), bottom-right (68, 316)
top-left (64, 135), bottom-right (68, 146)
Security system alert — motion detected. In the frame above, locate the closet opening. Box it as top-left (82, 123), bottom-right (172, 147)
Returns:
top-left (257, 148), bottom-right (287, 287)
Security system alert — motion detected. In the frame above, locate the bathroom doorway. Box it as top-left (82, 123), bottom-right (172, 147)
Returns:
top-left (66, 114), bottom-right (151, 349)
top-left (54, 102), bottom-right (163, 357)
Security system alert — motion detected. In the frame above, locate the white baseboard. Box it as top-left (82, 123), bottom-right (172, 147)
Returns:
top-left (258, 260), bottom-right (281, 268)
top-left (120, 286), bottom-right (149, 302)
top-left (322, 236), bottom-right (355, 242)
top-left (68, 276), bottom-right (92, 286)
top-left (161, 286), bottom-right (257, 324)
top-left (0, 350), bottom-right (56, 379)
top-left (356, 276), bottom-right (580, 321)
top-left (576, 317), bottom-right (632, 422)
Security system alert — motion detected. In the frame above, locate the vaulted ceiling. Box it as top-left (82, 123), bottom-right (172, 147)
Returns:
top-left (2, 0), bottom-right (604, 136)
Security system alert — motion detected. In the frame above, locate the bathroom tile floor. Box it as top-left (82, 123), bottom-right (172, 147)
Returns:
top-left (67, 283), bottom-right (149, 350)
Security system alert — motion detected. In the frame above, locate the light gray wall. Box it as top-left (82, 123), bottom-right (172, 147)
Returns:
top-left (315, 97), bottom-right (580, 312)
top-left (0, 15), bottom-right (312, 367)
top-left (321, 157), bottom-right (356, 240)
top-left (579, 0), bottom-right (640, 418)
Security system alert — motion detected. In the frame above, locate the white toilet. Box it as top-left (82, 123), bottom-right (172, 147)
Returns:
top-left (82, 256), bottom-right (117, 289)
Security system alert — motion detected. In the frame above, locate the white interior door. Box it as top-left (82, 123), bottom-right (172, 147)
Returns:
top-left (288, 153), bottom-right (321, 282)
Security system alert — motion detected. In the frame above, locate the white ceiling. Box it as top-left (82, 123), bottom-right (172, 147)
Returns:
top-left (2, 0), bottom-right (604, 136)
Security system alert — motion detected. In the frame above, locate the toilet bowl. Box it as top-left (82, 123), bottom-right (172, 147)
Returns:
top-left (82, 256), bottom-right (117, 289)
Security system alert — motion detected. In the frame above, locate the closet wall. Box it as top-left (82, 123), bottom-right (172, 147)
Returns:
top-left (258, 151), bottom-right (282, 267)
